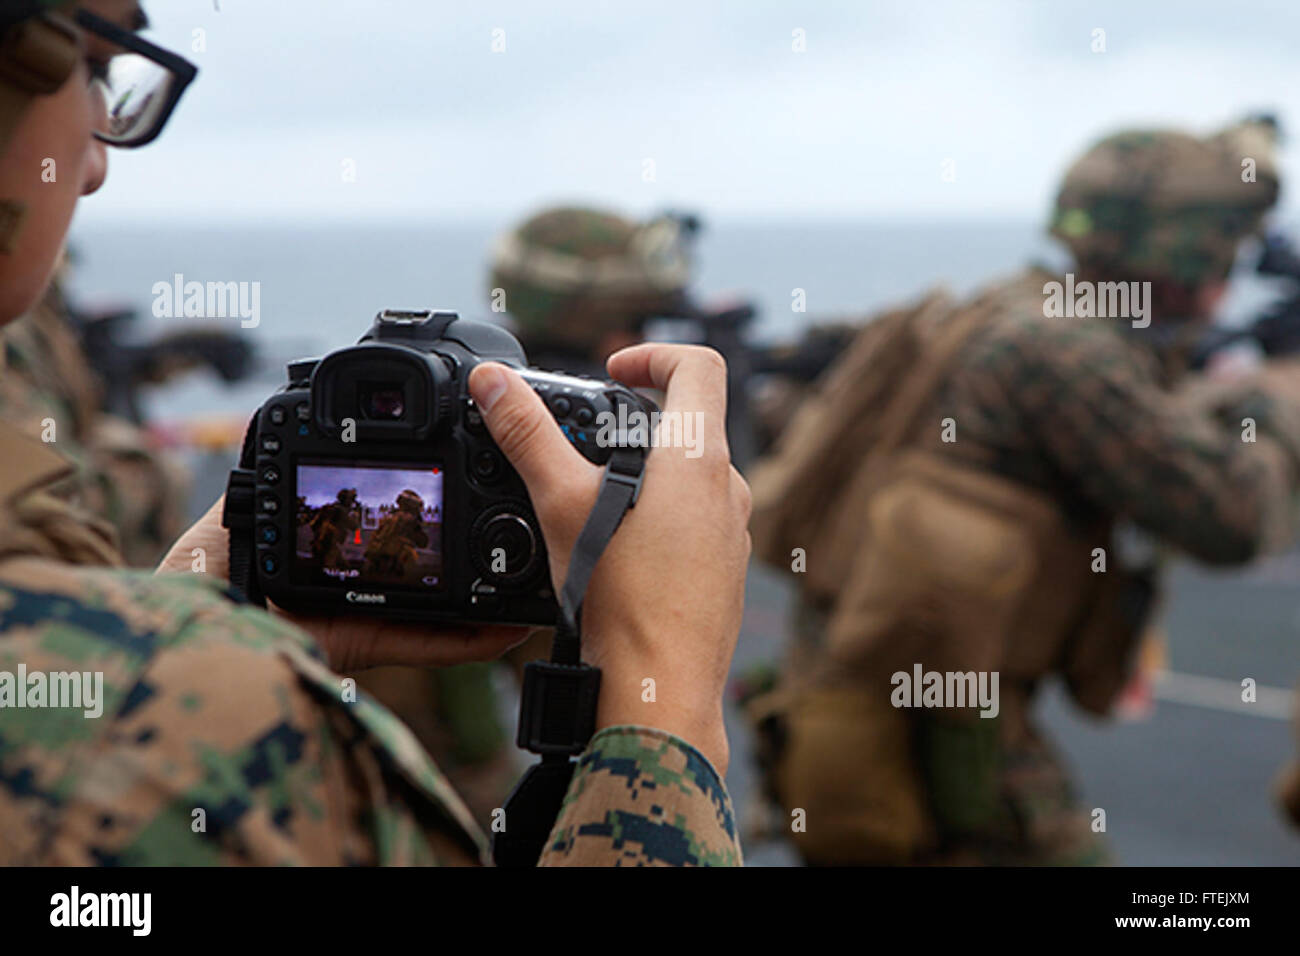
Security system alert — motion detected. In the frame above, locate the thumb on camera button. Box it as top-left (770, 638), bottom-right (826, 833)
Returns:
top-left (469, 363), bottom-right (509, 413)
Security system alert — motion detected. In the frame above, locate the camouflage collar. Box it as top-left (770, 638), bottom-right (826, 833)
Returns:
top-left (0, 420), bottom-right (73, 504)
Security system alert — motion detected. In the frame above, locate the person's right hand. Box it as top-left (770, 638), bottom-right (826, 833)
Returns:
top-left (467, 345), bottom-right (751, 774)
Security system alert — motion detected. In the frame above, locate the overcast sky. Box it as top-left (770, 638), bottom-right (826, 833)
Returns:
top-left (77, 0), bottom-right (1300, 226)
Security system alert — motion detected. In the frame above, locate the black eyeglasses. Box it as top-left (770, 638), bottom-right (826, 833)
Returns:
top-left (70, 8), bottom-right (197, 148)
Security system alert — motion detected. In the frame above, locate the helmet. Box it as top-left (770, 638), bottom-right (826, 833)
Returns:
top-left (1050, 117), bottom-right (1281, 286)
top-left (336, 488), bottom-right (357, 506)
top-left (487, 206), bottom-right (696, 354)
top-left (395, 489), bottom-right (423, 516)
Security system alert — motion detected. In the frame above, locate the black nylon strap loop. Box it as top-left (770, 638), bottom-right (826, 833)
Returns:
top-left (490, 754), bottom-right (575, 867)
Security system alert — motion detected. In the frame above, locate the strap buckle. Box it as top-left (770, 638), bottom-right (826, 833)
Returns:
top-left (601, 445), bottom-right (645, 505)
top-left (516, 660), bottom-right (602, 756)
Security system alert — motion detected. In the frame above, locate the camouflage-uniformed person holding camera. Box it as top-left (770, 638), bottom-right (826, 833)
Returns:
top-left (750, 117), bottom-right (1300, 865)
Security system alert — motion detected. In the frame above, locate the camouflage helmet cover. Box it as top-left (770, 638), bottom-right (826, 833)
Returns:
top-left (1050, 118), bottom-right (1281, 285)
top-left (487, 206), bottom-right (694, 353)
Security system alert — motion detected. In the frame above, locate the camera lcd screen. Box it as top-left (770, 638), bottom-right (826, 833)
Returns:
top-left (293, 461), bottom-right (444, 591)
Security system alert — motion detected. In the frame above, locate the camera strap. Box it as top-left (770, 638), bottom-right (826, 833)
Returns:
top-left (491, 443), bottom-right (646, 867)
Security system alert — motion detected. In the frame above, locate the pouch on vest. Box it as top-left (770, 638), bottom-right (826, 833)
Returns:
top-left (914, 709), bottom-right (1000, 839)
top-left (769, 679), bottom-right (934, 864)
top-left (822, 452), bottom-right (1044, 678)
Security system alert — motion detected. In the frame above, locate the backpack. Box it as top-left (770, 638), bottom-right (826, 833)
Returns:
top-left (749, 286), bottom-right (1006, 601)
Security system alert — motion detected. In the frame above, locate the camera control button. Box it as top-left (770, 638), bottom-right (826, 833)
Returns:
top-left (470, 504), bottom-right (544, 586)
top-left (259, 495), bottom-right (280, 515)
top-left (550, 396), bottom-right (572, 418)
top-left (574, 404), bottom-right (594, 427)
top-left (261, 555), bottom-right (279, 575)
top-left (295, 402), bottom-right (311, 422)
top-left (259, 435), bottom-right (281, 454)
top-left (259, 465), bottom-right (281, 485)
top-left (481, 515), bottom-right (535, 575)
top-left (268, 405), bottom-right (287, 426)
top-left (464, 400), bottom-right (488, 434)
top-left (258, 523), bottom-right (280, 545)
top-left (472, 448), bottom-right (503, 482)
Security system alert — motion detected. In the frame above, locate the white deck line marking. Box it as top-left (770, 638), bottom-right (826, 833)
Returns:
top-left (1152, 670), bottom-right (1293, 720)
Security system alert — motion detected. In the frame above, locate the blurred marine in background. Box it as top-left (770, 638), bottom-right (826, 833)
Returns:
top-left (0, 267), bottom-right (196, 567)
top-left (747, 117), bottom-right (1300, 865)
top-left (488, 205), bottom-right (696, 376)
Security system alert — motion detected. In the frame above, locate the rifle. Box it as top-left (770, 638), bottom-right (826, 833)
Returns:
top-left (1193, 232), bottom-right (1300, 368)
top-left (678, 302), bottom-right (859, 469)
top-left (66, 304), bottom-right (258, 424)
top-left (688, 301), bottom-right (759, 468)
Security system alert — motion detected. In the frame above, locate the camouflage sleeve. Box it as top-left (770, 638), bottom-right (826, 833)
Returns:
top-left (996, 320), bottom-right (1300, 563)
top-left (540, 726), bottom-right (742, 866)
top-left (0, 558), bottom-right (488, 866)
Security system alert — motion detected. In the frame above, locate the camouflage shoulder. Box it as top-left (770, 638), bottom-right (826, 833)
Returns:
top-left (960, 280), bottom-right (1154, 390)
top-left (540, 725), bottom-right (741, 867)
top-left (274, 635), bottom-right (489, 859)
top-left (0, 558), bottom-right (486, 865)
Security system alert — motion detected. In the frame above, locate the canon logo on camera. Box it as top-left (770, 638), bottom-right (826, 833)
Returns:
top-left (345, 591), bottom-right (387, 605)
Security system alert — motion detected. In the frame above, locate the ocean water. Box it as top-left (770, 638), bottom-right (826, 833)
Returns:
top-left (65, 216), bottom-right (1290, 423)
top-left (66, 218), bottom-right (1060, 421)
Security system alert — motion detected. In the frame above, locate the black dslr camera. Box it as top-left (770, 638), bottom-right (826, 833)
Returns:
top-left (223, 309), bottom-right (656, 626)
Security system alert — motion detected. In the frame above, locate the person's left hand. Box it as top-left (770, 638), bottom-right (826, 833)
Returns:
top-left (157, 497), bottom-right (532, 672)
